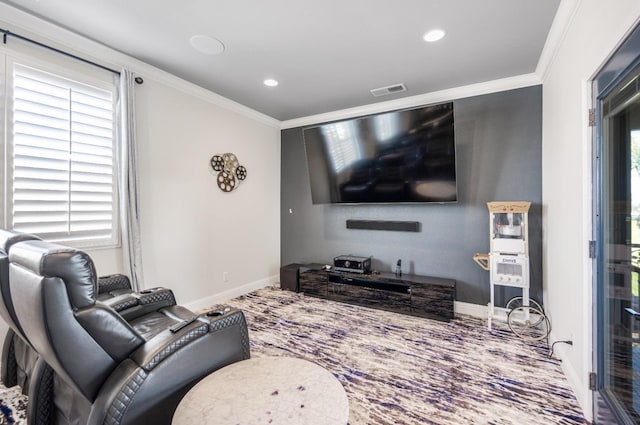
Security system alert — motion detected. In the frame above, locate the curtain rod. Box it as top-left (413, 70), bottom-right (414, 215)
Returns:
top-left (1, 27), bottom-right (120, 75)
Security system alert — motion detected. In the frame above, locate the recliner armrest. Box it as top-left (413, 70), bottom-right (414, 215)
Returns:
top-left (130, 320), bottom-right (211, 372)
top-left (101, 289), bottom-right (177, 321)
top-left (101, 293), bottom-right (139, 313)
top-left (129, 309), bottom-right (249, 372)
top-left (136, 287), bottom-right (176, 307)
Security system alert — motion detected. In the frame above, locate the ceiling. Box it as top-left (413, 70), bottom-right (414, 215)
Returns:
top-left (1, 0), bottom-right (561, 121)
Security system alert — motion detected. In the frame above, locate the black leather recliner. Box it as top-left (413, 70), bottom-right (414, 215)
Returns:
top-left (0, 229), bottom-right (169, 395)
top-left (8, 239), bottom-right (250, 425)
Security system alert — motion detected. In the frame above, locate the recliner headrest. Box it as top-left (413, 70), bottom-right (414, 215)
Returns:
top-left (10, 240), bottom-right (97, 309)
top-left (0, 229), bottom-right (42, 339)
top-left (0, 229), bottom-right (41, 253)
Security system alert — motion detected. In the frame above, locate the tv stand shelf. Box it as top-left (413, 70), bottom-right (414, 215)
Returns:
top-left (299, 265), bottom-right (455, 321)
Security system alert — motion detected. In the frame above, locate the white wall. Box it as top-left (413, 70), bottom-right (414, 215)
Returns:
top-left (135, 78), bottom-right (281, 305)
top-left (0, 3), bottom-right (281, 308)
top-left (542, 0), bottom-right (640, 420)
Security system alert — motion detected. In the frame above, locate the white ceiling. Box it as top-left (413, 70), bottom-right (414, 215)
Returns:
top-left (1, 0), bottom-right (561, 121)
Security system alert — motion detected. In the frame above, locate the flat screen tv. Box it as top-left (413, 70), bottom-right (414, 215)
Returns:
top-left (303, 102), bottom-right (457, 204)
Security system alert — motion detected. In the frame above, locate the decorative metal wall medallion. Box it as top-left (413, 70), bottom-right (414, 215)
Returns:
top-left (210, 153), bottom-right (247, 192)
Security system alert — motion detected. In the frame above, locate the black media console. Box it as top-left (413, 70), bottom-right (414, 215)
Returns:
top-left (296, 264), bottom-right (455, 321)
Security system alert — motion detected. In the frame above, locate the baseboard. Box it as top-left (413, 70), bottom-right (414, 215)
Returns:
top-left (455, 301), bottom-right (486, 318)
top-left (183, 274), bottom-right (278, 311)
top-left (548, 330), bottom-right (591, 422)
top-left (454, 301), bottom-right (511, 321)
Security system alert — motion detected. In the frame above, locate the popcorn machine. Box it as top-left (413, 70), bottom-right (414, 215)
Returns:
top-left (473, 201), bottom-right (548, 340)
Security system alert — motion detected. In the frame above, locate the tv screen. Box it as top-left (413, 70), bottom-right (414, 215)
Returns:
top-left (303, 102), bottom-right (457, 204)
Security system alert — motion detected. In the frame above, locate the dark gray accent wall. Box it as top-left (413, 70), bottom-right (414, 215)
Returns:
top-left (281, 85), bottom-right (542, 306)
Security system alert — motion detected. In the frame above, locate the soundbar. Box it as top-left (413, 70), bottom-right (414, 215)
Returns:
top-left (346, 220), bottom-right (420, 232)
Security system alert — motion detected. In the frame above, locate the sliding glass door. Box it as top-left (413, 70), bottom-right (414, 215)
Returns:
top-left (594, 24), bottom-right (640, 423)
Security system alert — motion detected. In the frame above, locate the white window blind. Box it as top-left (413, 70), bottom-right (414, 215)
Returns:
top-left (9, 63), bottom-right (117, 246)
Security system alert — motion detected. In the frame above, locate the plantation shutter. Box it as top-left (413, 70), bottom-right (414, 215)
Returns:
top-left (10, 63), bottom-right (117, 245)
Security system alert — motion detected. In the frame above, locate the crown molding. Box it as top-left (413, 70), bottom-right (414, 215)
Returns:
top-left (0, 3), bottom-right (280, 129)
top-left (280, 73), bottom-right (542, 130)
top-left (535, 0), bottom-right (583, 81)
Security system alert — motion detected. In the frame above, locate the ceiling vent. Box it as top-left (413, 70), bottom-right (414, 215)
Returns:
top-left (370, 83), bottom-right (407, 97)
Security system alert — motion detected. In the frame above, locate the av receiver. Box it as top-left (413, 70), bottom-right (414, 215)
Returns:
top-left (333, 255), bottom-right (372, 274)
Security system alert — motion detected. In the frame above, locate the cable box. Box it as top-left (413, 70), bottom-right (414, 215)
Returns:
top-left (333, 255), bottom-right (372, 274)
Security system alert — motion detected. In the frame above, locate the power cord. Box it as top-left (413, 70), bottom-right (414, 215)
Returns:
top-left (548, 340), bottom-right (573, 359)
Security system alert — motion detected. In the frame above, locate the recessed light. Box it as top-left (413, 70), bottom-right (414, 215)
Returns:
top-left (189, 35), bottom-right (225, 55)
top-left (263, 79), bottom-right (279, 87)
top-left (423, 29), bottom-right (445, 43)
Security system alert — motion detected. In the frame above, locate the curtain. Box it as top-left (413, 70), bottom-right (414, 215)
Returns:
top-left (117, 70), bottom-right (143, 291)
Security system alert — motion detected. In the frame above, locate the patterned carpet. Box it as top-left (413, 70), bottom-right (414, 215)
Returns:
top-left (223, 288), bottom-right (587, 425)
top-left (0, 287), bottom-right (587, 424)
top-left (0, 385), bottom-right (25, 425)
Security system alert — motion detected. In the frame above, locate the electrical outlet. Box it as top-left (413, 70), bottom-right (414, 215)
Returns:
top-left (223, 272), bottom-right (229, 282)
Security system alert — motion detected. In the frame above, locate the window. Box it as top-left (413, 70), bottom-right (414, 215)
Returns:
top-left (5, 60), bottom-right (118, 247)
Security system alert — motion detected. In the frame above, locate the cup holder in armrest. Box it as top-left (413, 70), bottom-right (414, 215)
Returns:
top-left (139, 287), bottom-right (163, 294)
top-left (204, 306), bottom-right (232, 318)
